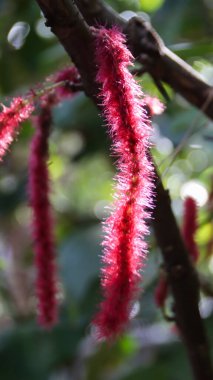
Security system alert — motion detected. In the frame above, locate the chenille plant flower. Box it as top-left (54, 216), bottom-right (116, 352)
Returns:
top-left (0, 65), bottom-right (80, 163)
top-left (0, 97), bottom-right (34, 161)
top-left (0, 65), bottom-right (80, 328)
top-left (0, 58), bottom-right (157, 334)
top-left (28, 95), bottom-right (58, 328)
top-left (27, 67), bottom-right (80, 327)
top-left (93, 27), bottom-right (154, 339)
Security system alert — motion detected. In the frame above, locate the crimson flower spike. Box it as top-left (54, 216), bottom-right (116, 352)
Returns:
top-left (182, 196), bottom-right (199, 263)
top-left (0, 66), bottom-right (80, 164)
top-left (93, 27), bottom-right (154, 340)
top-left (28, 95), bottom-right (58, 328)
top-left (0, 97), bottom-right (34, 161)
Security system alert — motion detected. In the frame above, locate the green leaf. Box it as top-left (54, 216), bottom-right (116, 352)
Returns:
top-left (139, 0), bottom-right (165, 12)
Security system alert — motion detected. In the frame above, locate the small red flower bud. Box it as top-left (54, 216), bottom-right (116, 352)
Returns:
top-left (154, 274), bottom-right (168, 308)
top-left (143, 95), bottom-right (165, 116)
top-left (182, 196), bottom-right (199, 263)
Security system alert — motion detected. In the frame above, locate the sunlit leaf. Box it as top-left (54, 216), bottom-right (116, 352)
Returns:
top-left (139, 0), bottom-right (165, 12)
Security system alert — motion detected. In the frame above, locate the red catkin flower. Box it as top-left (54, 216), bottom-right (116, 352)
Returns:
top-left (0, 66), bottom-right (80, 163)
top-left (93, 27), bottom-right (154, 339)
top-left (0, 97), bottom-right (34, 161)
top-left (182, 196), bottom-right (199, 263)
top-left (28, 96), bottom-right (58, 328)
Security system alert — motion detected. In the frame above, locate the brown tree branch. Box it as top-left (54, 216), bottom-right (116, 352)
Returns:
top-left (153, 172), bottom-right (213, 380)
top-left (75, 0), bottom-right (213, 120)
top-left (34, 1), bottom-right (213, 379)
top-left (36, 0), bottom-right (97, 99)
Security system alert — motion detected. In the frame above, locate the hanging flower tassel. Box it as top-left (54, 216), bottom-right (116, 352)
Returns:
top-left (0, 65), bottom-right (81, 164)
top-left (93, 27), bottom-right (154, 339)
top-left (28, 96), bottom-right (58, 328)
top-left (182, 196), bottom-right (199, 263)
top-left (0, 97), bottom-right (34, 161)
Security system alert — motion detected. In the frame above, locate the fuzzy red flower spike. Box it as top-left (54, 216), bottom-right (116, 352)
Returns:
top-left (28, 96), bottom-right (58, 328)
top-left (0, 97), bottom-right (34, 161)
top-left (93, 27), bottom-right (154, 340)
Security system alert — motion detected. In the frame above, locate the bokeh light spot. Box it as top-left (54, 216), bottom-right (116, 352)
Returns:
top-left (7, 22), bottom-right (30, 49)
top-left (180, 180), bottom-right (208, 206)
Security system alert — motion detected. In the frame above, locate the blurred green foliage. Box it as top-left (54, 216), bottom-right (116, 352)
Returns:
top-left (0, 0), bottom-right (212, 379)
